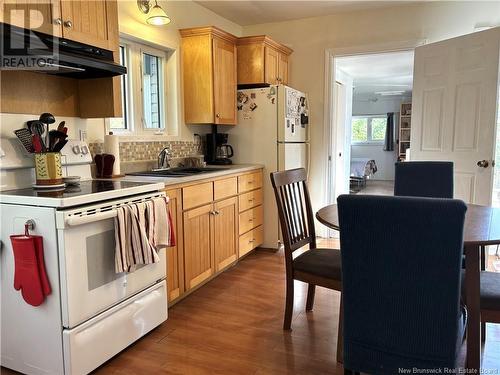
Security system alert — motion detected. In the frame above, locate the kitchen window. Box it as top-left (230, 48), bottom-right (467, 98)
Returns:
top-left (109, 40), bottom-right (170, 134)
top-left (351, 116), bottom-right (387, 144)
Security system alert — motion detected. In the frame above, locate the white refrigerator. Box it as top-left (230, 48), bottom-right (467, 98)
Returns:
top-left (228, 85), bottom-right (310, 249)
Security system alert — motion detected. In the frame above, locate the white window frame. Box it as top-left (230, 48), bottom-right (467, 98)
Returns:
top-left (351, 115), bottom-right (387, 145)
top-left (108, 39), bottom-right (170, 136)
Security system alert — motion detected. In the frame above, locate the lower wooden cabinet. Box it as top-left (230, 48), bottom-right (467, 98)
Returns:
top-left (183, 203), bottom-right (214, 291)
top-left (165, 188), bottom-right (184, 304)
top-left (166, 170), bottom-right (264, 305)
top-left (214, 197), bottom-right (238, 272)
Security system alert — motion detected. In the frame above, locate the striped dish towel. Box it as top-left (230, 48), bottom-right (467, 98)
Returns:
top-left (114, 196), bottom-right (175, 273)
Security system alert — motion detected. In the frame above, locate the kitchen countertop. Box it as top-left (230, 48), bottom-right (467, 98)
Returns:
top-left (121, 164), bottom-right (264, 186)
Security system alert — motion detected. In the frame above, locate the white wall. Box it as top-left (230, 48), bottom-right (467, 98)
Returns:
top-left (0, 0), bottom-right (243, 143)
top-left (242, 1), bottom-right (500, 212)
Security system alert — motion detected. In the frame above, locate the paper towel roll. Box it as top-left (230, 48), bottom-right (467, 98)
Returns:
top-left (103, 133), bottom-right (120, 176)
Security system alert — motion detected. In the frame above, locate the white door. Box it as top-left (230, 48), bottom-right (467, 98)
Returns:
top-left (411, 27), bottom-right (500, 204)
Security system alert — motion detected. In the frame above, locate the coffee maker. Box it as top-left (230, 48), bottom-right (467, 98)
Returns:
top-left (205, 126), bottom-right (234, 165)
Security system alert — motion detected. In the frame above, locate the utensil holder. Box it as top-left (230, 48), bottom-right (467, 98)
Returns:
top-left (34, 152), bottom-right (63, 186)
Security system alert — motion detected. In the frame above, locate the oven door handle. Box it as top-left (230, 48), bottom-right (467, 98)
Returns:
top-left (66, 210), bottom-right (118, 227)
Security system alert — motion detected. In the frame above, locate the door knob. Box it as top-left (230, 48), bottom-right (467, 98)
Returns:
top-left (477, 160), bottom-right (489, 168)
top-left (64, 20), bottom-right (73, 28)
top-left (54, 18), bottom-right (62, 25)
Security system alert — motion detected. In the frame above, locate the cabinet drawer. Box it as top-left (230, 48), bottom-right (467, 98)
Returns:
top-left (239, 189), bottom-right (263, 212)
top-left (239, 225), bottom-right (263, 258)
top-left (183, 182), bottom-right (214, 210)
top-left (238, 171), bottom-right (263, 193)
top-left (214, 177), bottom-right (238, 201)
top-left (239, 205), bottom-right (263, 235)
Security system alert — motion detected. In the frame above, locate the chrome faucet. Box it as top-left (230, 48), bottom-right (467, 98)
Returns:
top-left (158, 147), bottom-right (172, 169)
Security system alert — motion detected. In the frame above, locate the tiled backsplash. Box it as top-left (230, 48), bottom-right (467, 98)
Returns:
top-left (88, 141), bottom-right (202, 162)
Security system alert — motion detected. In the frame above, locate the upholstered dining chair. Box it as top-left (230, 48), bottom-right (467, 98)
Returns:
top-left (462, 271), bottom-right (500, 342)
top-left (338, 195), bottom-right (467, 374)
top-left (270, 168), bottom-right (343, 357)
top-left (394, 161), bottom-right (454, 198)
top-left (395, 161), bottom-right (487, 271)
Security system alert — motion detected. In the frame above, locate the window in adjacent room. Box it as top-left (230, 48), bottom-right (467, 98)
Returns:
top-left (351, 116), bottom-right (387, 144)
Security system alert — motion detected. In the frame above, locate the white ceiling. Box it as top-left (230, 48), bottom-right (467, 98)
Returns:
top-left (336, 50), bottom-right (414, 96)
top-left (195, 1), bottom-right (415, 26)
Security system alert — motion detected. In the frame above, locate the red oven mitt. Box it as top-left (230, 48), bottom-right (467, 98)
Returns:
top-left (10, 235), bottom-right (51, 306)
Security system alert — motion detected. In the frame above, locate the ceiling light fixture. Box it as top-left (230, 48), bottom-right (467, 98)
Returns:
top-left (137, 0), bottom-right (171, 26)
top-left (374, 90), bottom-right (406, 96)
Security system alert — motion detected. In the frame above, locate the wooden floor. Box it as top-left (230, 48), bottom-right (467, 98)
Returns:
top-left (355, 180), bottom-right (394, 196)
top-left (3, 244), bottom-right (500, 374)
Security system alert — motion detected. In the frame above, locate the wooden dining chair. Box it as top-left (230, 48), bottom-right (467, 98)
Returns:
top-left (270, 168), bottom-right (342, 352)
top-left (338, 194), bottom-right (467, 373)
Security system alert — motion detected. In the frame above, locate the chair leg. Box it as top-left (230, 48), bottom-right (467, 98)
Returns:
top-left (337, 294), bottom-right (344, 364)
top-left (306, 284), bottom-right (316, 311)
top-left (481, 322), bottom-right (486, 342)
top-left (283, 278), bottom-right (294, 330)
top-left (480, 245), bottom-right (486, 270)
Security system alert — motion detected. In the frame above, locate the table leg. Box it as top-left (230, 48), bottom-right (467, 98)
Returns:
top-left (465, 243), bottom-right (481, 371)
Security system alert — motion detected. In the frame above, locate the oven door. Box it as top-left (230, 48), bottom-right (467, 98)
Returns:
top-left (56, 192), bottom-right (167, 328)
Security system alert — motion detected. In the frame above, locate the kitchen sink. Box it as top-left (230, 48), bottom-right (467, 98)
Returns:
top-left (127, 167), bottom-right (229, 178)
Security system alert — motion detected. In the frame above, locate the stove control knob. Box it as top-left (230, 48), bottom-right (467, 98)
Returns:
top-left (72, 145), bottom-right (81, 154)
top-left (81, 145), bottom-right (89, 155)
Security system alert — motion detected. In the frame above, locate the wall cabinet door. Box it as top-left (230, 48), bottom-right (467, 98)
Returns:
top-left (213, 36), bottom-right (237, 125)
top-left (213, 197), bottom-right (238, 272)
top-left (183, 203), bottom-right (214, 291)
top-left (60, 0), bottom-right (116, 50)
top-left (278, 53), bottom-right (289, 85)
top-left (165, 189), bottom-right (184, 304)
top-left (1, 0), bottom-right (62, 35)
top-left (264, 46), bottom-right (279, 85)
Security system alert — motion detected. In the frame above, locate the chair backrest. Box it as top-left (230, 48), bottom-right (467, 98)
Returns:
top-left (394, 161), bottom-right (454, 198)
top-left (337, 194), bottom-right (467, 372)
top-left (270, 168), bottom-right (316, 258)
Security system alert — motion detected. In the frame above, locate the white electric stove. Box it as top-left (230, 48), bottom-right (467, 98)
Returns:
top-left (0, 138), bottom-right (168, 375)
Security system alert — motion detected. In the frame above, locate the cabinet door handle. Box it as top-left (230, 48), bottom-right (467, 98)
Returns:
top-left (249, 218), bottom-right (253, 222)
top-left (248, 239), bottom-right (255, 243)
top-left (210, 210), bottom-right (216, 215)
top-left (215, 210), bottom-right (221, 215)
top-left (64, 20), bottom-right (73, 28)
top-left (54, 18), bottom-right (62, 25)
top-left (248, 199), bottom-right (254, 203)
top-left (216, 113), bottom-right (220, 119)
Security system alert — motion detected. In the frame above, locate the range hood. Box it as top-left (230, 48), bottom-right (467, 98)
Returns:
top-left (0, 23), bottom-right (126, 79)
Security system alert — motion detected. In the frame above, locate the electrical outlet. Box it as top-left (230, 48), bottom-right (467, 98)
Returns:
top-left (79, 130), bottom-right (87, 142)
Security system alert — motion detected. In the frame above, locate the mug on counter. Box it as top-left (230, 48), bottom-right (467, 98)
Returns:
top-left (34, 152), bottom-right (63, 185)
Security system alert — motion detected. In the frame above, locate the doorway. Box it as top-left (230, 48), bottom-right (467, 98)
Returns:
top-left (330, 50), bottom-right (414, 200)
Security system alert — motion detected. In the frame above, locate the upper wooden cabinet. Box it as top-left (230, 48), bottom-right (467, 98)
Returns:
top-left (180, 26), bottom-right (238, 125)
top-left (2, 0), bottom-right (119, 51)
top-left (237, 36), bottom-right (293, 86)
top-left (60, 0), bottom-right (119, 51)
top-left (1, 0), bottom-right (61, 36)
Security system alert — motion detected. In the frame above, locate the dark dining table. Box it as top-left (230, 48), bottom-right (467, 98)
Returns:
top-left (316, 203), bottom-right (500, 371)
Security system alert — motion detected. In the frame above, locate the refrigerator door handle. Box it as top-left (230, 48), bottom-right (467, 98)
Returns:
top-left (306, 142), bottom-right (311, 182)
